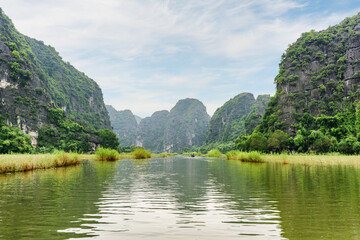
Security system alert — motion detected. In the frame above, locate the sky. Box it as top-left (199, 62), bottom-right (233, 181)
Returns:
top-left (0, 0), bottom-right (360, 118)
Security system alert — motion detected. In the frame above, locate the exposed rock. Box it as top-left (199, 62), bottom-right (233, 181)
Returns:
top-left (106, 105), bottom-right (138, 146)
top-left (206, 93), bottom-right (270, 143)
top-left (0, 8), bottom-right (110, 140)
top-left (134, 98), bottom-right (210, 153)
top-left (259, 12), bottom-right (360, 135)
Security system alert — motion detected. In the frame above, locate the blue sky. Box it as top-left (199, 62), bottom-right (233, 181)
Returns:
top-left (1, 0), bottom-right (360, 117)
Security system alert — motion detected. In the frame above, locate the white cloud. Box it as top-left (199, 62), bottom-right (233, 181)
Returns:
top-left (0, 0), bottom-right (359, 116)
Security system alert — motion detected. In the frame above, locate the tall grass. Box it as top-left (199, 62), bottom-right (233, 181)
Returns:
top-left (95, 148), bottom-right (120, 161)
top-left (226, 150), bottom-right (264, 163)
top-left (0, 151), bottom-right (80, 174)
top-left (206, 149), bottom-right (225, 158)
top-left (226, 150), bottom-right (360, 166)
top-left (132, 148), bottom-right (151, 159)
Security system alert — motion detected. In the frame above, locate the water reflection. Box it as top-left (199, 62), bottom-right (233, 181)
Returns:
top-left (0, 160), bottom-right (118, 240)
top-left (3, 157), bottom-right (360, 239)
top-left (68, 158), bottom-right (283, 239)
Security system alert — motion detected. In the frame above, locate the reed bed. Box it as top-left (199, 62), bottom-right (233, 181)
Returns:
top-left (226, 150), bottom-right (360, 166)
top-left (151, 153), bottom-right (175, 158)
top-left (206, 149), bottom-right (225, 158)
top-left (262, 153), bottom-right (360, 166)
top-left (95, 148), bottom-right (120, 161)
top-left (226, 151), bottom-right (264, 163)
top-left (132, 148), bottom-right (151, 159)
top-left (0, 152), bottom-right (80, 174)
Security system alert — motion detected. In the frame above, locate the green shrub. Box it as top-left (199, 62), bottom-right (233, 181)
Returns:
top-left (95, 147), bottom-right (119, 161)
top-left (225, 150), bottom-right (264, 163)
top-left (132, 148), bottom-right (151, 159)
top-left (206, 149), bottom-right (224, 158)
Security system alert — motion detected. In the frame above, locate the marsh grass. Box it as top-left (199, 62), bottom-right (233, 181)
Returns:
top-left (132, 148), bottom-right (151, 159)
top-left (226, 150), bottom-right (360, 166)
top-left (0, 152), bottom-right (80, 174)
top-left (151, 153), bottom-right (175, 158)
top-left (206, 149), bottom-right (225, 158)
top-left (95, 148), bottom-right (120, 161)
top-left (226, 151), bottom-right (264, 163)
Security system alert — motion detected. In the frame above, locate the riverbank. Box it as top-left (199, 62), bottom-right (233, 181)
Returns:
top-left (0, 151), bottom-right (176, 174)
top-left (0, 152), bottom-right (81, 174)
top-left (226, 150), bottom-right (360, 166)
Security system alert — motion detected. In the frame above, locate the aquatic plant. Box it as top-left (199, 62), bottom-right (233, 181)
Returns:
top-left (132, 148), bottom-right (151, 159)
top-left (0, 152), bottom-right (80, 174)
top-left (206, 149), bottom-right (224, 158)
top-left (95, 147), bottom-right (119, 161)
top-left (226, 150), bottom-right (263, 162)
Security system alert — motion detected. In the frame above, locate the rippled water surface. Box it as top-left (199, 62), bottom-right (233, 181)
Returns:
top-left (1, 157), bottom-right (360, 239)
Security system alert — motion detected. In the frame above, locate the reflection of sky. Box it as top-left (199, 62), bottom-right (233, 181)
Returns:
top-left (1, 1), bottom-right (360, 117)
top-left (63, 158), bottom-right (284, 239)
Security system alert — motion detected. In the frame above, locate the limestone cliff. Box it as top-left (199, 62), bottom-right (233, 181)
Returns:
top-left (258, 12), bottom-right (360, 135)
top-left (135, 99), bottom-right (210, 153)
top-left (0, 9), bottom-right (110, 144)
top-left (206, 93), bottom-right (270, 143)
top-left (106, 105), bottom-right (137, 146)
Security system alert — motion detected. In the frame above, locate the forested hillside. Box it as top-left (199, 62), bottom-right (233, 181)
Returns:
top-left (0, 9), bottom-right (114, 153)
top-left (244, 12), bottom-right (360, 154)
top-left (206, 93), bottom-right (270, 143)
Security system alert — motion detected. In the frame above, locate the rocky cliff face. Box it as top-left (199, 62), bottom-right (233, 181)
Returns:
top-left (0, 9), bottom-right (110, 144)
top-left (106, 105), bottom-right (137, 146)
top-left (135, 98), bottom-right (210, 153)
top-left (206, 93), bottom-right (270, 143)
top-left (164, 98), bottom-right (210, 153)
top-left (136, 110), bottom-right (169, 151)
top-left (259, 12), bottom-right (360, 135)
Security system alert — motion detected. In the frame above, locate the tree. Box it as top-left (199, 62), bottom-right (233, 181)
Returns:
top-left (248, 132), bottom-right (267, 152)
top-left (97, 129), bottom-right (119, 149)
top-left (0, 122), bottom-right (32, 154)
top-left (268, 130), bottom-right (289, 153)
top-left (339, 136), bottom-right (357, 154)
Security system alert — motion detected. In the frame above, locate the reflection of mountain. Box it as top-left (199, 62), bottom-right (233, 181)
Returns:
top-left (0, 161), bottom-right (118, 240)
top-left (7, 158), bottom-right (360, 239)
top-left (80, 158), bottom-right (283, 239)
top-left (270, 165), bottom-right (360, 239)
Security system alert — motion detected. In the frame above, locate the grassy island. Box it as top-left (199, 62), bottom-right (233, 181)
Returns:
top-left (0, 152), bottom-right (81, 174)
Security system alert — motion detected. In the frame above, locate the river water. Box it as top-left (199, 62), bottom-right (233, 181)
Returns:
top-left (0, 157), bottom-right (360, 239)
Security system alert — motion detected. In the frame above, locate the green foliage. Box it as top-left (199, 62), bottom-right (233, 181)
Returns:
top-left (132, 148), bottom-right (151, 159)
top-left (38, 108), bottom-right (95, 153)
top-left (97, 128), bottom-right (119, 150)
top-left (267, 130), bottom-right (289, 153)
top-left (226, 150), bottom-right (263, 163)
top-left (0, 120), bottom-right (32, 154)
top-left (337, 136), bottom-right (357, 154)
top-left (207, 93), bottom-right (270, 144)
top-left (206, 149), bottom-right (224, 158)
top-left (95, 147), bottom-right (119, 161)
top-left (258, 12), bottom-right (360, 135)
top-left (106, 106), bottom-right (137, 146)
top-left (118, 145), bottom-right (137, 153)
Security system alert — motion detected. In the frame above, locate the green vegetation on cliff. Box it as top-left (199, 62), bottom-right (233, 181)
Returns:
top-left (37, 108), bottom-right (119, 153)
top-left (206, 93), bottom-right (270, 144)
top-left (241, 12), bottom-right (360, 154)
top-left (135, 99), bottom-right (210, 153)
top-left (106, 105), bottom-right (137, 146)
top-left (0, 9), bottom-right (111, 152)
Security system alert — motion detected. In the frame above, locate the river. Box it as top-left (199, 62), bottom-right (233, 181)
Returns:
top-left (0, 157), bottom-right (359, 239)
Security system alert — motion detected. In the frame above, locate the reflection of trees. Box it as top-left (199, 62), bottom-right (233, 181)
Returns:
top-left (269, 164), bottom-right (360, 239)
top-left (209, 160), bottom-right (360, 239)
top-left (208, 160), bottom-right (281, 218)
top-left (0, 160), bottom-right (118, 240)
